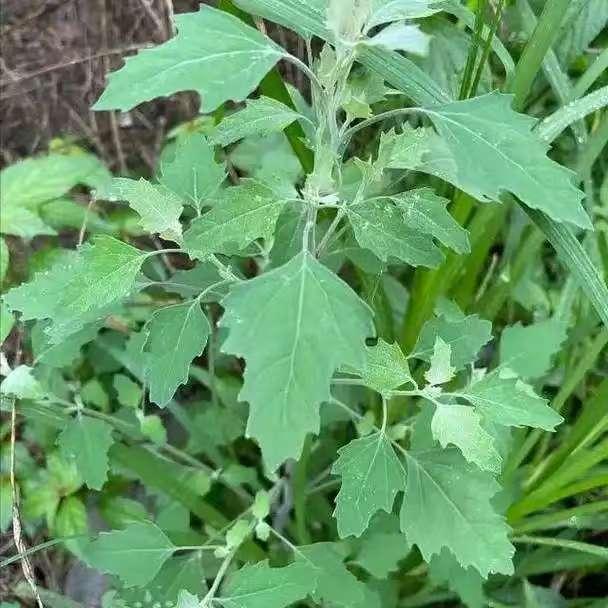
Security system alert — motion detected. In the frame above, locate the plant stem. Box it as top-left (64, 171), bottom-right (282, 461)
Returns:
top-left (293, 435), bottom-right (313, 545)
top-left (512, 534), bottom-right (608, 559)
top-left (510, 0), bottom-right (571, 110)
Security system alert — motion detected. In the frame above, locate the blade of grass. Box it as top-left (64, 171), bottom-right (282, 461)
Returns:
top-left (513, 500), bottom-right (608, 534)
top-left (574, 47), bottom-right (608, 99)
top-left (512, 535), bottom-right (608, 560)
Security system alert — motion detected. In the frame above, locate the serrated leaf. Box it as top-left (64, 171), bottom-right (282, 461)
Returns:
top-left (367, 22), bottom-right (430, 55)
top-left (332, 432), bottom-right (406, 537)
top-left (219, 560), bottom-right (314, 608)
top-left (412, 308), bottom-right (492, 369)
top-left (425, 337), bottom-right (455, 386)
top-left (428, 548), bottom-right (485, 608)
top-left (417, 93), bottom-right (589, 229)
top-left (348, 199), bottom-right (443, 267)
top-left (431, 403), bottom-right (502, 473)
top-left (220, 251), bottom-right (373, 469)
top-left (500, 319), bottom-right (567, 380)
top-left (94, 6), bottom-right (285, 113)
top-left (456, 372), bottom-right (563, 431)
top-left (297, 542), bottom-right (366, 607)
top-left (143, 300), bottom-right (210, 407)
top-left (5, 237), bottom-right (146, 342)
top-left (0, 365), bottom-right (46, 400)
top-left (211, 96), bottom-right (304, 147)
top-left (391, 187), bottom-right (470, 254)
top-left (360, 339), bottom-right (414, 394)
top-left (183, 180), bottom-right (285, 259)
top-left (98, 177), bottom-right (183, 238)
top-left (400, 448), bottom-right (514, 577)
top-left (159, 133), bottom-right (226, 210)
top-left (84, 521), bottom-right (175, 588)
top-left (57, 417), bottom-right (114, 490)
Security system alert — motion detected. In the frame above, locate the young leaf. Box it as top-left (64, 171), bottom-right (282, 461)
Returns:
top-left (366, 0), bottom-right (444, 28)
top-left (431, 403), bottom-right (502, 473)
top-left (412, 307), bottom-right (492, 369)
top-left (84, 521), bottom-right (176, 587)
top-left (219, 560), bottom-right (314, 608)
top-left (183, 180), bottom-right (285, 259)
top-left (220, 251), bottom-right (374, 469)
top-left (348, 199), bottom-right (443, 268)
top-left (424, 337), bottom-right (455, 386)
top-left (391, 187), bottom-right (470, 254)
top-left (360, 339), bottom-right (414, 394)
top-left (297, 542), bottom-right (366, 607)
top-left (98, 178), bottom-right (183, 239)
top-left (455, 372), bottom-right (563, 431)
top-left (400, 448), bottom-right (514, 577)
top-left (210, 96), bottom-right (304, 147)
top-left (332, 432), bottom-right (406, 537)
top-left (94, 6), bottom-right (285, 112)
top-left (57, 417), bottom-right (114, 490)
top-left (418, 93), bottom-right (590, 229)
top-left (366, 22), bottom-right (430, 55)
top-left (159, 133), bottom-right (226, 210)
top-left (5, 237), bottom-right (146, 342)
top-left (143, 300), bottom-right (211, 407)
top-left (499, 319), bottom-right (567, 380)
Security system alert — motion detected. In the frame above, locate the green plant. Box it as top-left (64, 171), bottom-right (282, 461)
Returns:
top-left (1, 1), bottom-right (607, 607)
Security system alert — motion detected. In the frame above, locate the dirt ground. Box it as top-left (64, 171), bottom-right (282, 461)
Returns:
top-left (0, 0), bottom-right (229, 172)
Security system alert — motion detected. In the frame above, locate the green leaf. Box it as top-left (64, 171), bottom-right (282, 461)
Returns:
top-left (32, 320), bottom-right (101, 368)
top-left (332, 432), bottom-right (406, 537)
top-left (456, 371), bottom-right (563, 432)
top-left (360, 339), bottom-right (414, 394)
top-left (0, 205), bottom-right (55, 239)
top-left (235, 0), bottom-right (329, 39)
top-left (57, 417), bottom-right (114, 490)
top-left (366, 22), bottom-right (430, 55)
top-left (428, 548), bottom-right (485, 608)
top-left (0, 153), bottom-right (110, 210)
top-left (94, 6), bottom-right (285, 113)
top-left (424, 337), bottom-right (455, 386)
top-left (417, 93), bottom-right (590, 229)
top-left (348, 199), bottom-right (443, 267)
top-left (220, 251), bottom-right (374, 469)
top-left (297, 542), bottom-right (366, 607)
top-left (5, 237), bottom-right (146, 342)
top-left (352, 516), bottom-right (410, 578)
top-left (143, 300), bottom-right (211, 407)
top-left (431, 403), bottom-right (502, 473)
top-left (159, 133), bottom-right (226, 210)
top-left (211, 96), bottom-right (304, 147)
top-left (400, 448), bottom-right (514, 577)
top-left (412, 306), bottom-right (492, 369)
top-left (84, 521), bottom-right (176, 588)
top-left (367, 0), bottom-right (444, 27)
top-left (219, 560), bottom-right (314, 608)
top-left (500, 319), bottom-right (567, 380)
top-left (391, 187), bottom-right (470, 254)
top-left (98, 178), bottom-right (183, 239)
top-left (53, 495), bottom-right (88, 543)
top-left (0, 365), bottom-right (46, 400)
top-left (183, 180), bottom-right (285, 259)
top-left (113, 374), bottom-right (142, 409)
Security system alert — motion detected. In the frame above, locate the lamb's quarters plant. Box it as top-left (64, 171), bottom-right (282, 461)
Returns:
top-left (2, 1), bottom-right (608, 607)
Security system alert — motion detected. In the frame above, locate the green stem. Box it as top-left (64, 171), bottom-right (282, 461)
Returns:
top-left (574, 47), bottom-right (608, 98)
top-left (512, 534), bottom-right (608, 559)
top-left (294, 435), bottom-right (313, 545)
top-left (576, 113), bottom-right (608, 177)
